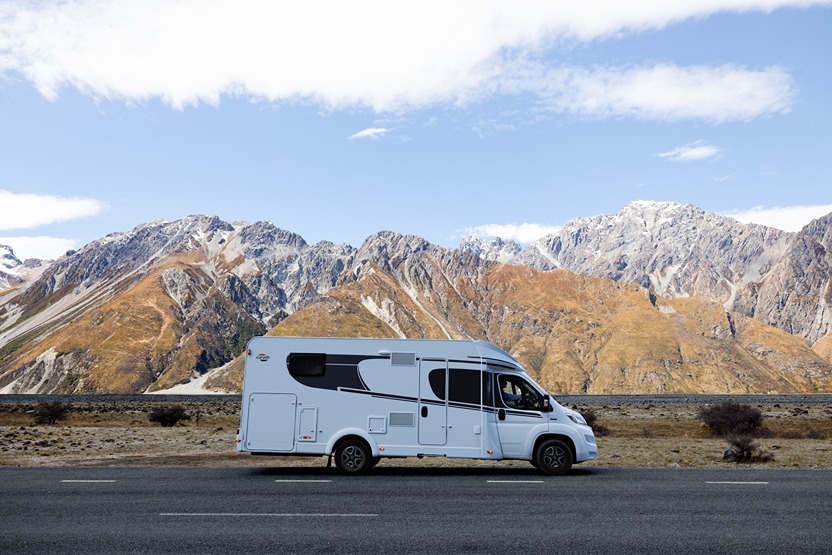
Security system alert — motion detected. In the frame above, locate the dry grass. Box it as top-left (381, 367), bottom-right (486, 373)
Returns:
top-left (2, 401), bottom-right (831, 469)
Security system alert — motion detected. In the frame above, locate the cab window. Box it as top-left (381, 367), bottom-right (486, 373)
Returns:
top-left (498, 374), bottom-right (542, 411)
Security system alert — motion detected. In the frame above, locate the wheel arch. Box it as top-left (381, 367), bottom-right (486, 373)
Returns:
top-left (326, 429), bottom-right (377, 456)
top-left (533, 433), bottom-right (576, 462)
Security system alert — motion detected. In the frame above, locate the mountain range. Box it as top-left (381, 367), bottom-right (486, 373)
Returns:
top-left (1, 201), bottom-right (830, 395)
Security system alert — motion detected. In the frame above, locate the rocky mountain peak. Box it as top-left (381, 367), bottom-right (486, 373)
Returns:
top-left (458, 236), bottom-right (522, 263)
top-left (235, 221), bottom-right (307, 255)
top-left (1, 244), bottom-right (21, 273)
top-left (355, 231), bottom-right (433, 269)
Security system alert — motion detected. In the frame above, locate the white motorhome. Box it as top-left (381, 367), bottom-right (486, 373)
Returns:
top-left (237, 337), bottom-right (597, 475)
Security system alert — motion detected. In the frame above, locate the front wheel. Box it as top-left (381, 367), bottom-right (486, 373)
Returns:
top-left (334, 439), bottom-right (372, 475)
top-left (534, 439), bottom-right (573, 476)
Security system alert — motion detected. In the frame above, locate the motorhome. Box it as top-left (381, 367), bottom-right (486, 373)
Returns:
top-left (237, 337), bottom-right (597, 475)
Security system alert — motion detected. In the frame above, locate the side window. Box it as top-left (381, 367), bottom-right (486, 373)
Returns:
top-left (429, 368), bottom-right (483, 405)
top-left (498, 375), bottom-right (541, 411)
top-left (428, 368), bottom-right (447, 399)
top-left (287, 353), bottom-right (325, 377)
top-left (448, 369), bottom-right (480, 405)
top-left (482, 372), bottom-right (493, 407)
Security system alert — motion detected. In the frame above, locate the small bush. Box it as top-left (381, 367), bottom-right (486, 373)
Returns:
top-left (723, 435), bottom-right (773, 463)
top-left (32, 402), bottom-right (71, 425)
top-left (582, 410), bottom-right (597, 428)
top-left (148, 405), bottom-right (191, 427)
top-left (699, 402), bottom-right (763, 437)
top-left (582, 409), bottom-right (610, 437)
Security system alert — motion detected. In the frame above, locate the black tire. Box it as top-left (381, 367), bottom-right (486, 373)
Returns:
top-left (534, 439), bottom-right (573, 476)
top-left (334, 438), bottom-right (372, 475)
top-left (369, 456), bottom-right (381, 467)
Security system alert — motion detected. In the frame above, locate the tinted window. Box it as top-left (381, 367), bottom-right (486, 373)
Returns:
top-left (448, 369), bottom-right (480, 405)
top-left (482, 372), bottom-right (493, 407)
top-left (428, 368), bottom-right (446, 399)
top-left (287, 353), bottom-right (325, 377)
top-left (428, 368), bottom-right (484, 405)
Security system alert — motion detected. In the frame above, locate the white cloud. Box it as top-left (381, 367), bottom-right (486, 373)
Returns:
top-left (0, 189), bottom-right (106, 231)
top-left (0, 236), bottom-right (77, 260)
top-left (723, 204), bottom-right (832, 232)
top-left (657, 141), bottom-right (722, 162)
top-left (348, 128), bottom-right (388, 141)
top-left (0, 1), bottom-right (818, 119)
top-left (537, 64), bottom-right (794, 122)
top-left (465, 223), bottom-right (562, 244)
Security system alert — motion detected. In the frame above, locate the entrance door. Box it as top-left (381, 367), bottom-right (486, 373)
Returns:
top-left (418, 358), bottom-right (448, 445)
top-left (245, 392), bottom-right (296, 451)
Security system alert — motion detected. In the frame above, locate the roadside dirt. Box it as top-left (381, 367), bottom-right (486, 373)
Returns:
top-left (1, 401), bottom-right (830, 469)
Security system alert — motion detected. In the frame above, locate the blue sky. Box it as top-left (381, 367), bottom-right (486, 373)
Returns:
top-left (1, 1), bottom-right (831, 260)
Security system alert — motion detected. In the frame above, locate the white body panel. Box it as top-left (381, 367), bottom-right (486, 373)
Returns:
top-left (237, 337), bottom-right (597, 464)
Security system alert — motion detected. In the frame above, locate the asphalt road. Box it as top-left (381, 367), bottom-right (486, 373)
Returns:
top-left (1, 466), bottom-right (830, 554)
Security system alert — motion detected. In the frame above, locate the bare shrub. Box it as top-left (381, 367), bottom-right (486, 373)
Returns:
top-left (724, 435), bottom-right (773, 463)
top-left (582, 409), bottom-right (610, 437)
top-left (32, 402), bottom-right (71, 425)
top-left (699, 402), bottom-right (763, 437)
top-left (148, 405), bottom-right (191, 427)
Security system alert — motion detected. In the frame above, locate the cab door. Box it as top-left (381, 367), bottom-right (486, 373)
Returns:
top-left (493, 374), bottom-right (546, 457)
top-left (418, 358), bottom-right (448, 445)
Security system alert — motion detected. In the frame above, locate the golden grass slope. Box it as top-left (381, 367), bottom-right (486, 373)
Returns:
top-left (256, 263), bottom-right (832, 394)
top-left (0, 260), bottom-right (263, 394)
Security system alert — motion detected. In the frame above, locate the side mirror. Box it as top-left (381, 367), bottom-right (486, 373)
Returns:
top-left (541, 397), bottom-right (553, 412)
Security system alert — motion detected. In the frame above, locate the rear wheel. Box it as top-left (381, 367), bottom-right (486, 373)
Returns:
top-left (534, 439), bottom-right (573, 476)
top-left (334, 439), bottom-right (372, 475)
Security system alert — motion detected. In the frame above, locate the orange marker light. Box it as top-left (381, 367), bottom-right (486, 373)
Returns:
top-left (487, 450), bottom-right (493, 454)
top-left (379, 447), bottom-right (385, 451)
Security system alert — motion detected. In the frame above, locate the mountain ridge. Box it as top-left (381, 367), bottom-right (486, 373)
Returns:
top-left (1, 202), bottom-right (830, 394)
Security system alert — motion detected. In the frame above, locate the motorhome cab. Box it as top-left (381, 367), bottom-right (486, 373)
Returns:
top-left (237, 337), bottom-right (597, 475)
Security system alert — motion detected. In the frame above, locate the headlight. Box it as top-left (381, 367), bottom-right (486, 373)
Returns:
top-left (567, 412), bottom-right (587, 426)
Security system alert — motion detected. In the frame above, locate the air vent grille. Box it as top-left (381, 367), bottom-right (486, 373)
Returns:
top-left (391, 352), bottom-right (416, 366)
top-left (389, 412), bottom-right (415, 427)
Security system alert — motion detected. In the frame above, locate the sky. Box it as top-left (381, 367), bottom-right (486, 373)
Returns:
top-left (1, 1), bottom-right (831, 260)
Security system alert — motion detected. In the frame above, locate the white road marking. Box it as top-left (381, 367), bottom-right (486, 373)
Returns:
top-left (705, 481), bottom-right (769, 485)
top-left (160, 513), bottom-right (377, 517)
top-left (274, 479), bottom-right (332, 483)
top-left (487, 480), bottom-right (545, 484)
top-left (60, 480), bottom-right (117, 483)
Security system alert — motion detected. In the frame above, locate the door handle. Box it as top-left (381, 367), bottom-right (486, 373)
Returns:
top-left (421, 406), bottom-right (428, 418)
top-left (498, 409), bottom-right (506, 421)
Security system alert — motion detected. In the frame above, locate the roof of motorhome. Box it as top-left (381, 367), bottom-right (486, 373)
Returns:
top-left (248, 336), bottom-right (523, 367)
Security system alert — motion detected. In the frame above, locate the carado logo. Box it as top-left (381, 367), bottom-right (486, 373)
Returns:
top-left (256, 353), bottom-right (270, 362)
